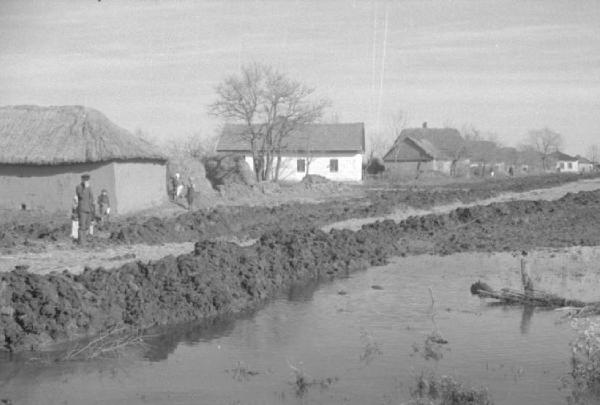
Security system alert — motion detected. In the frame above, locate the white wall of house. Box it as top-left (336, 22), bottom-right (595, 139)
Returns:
top-left (243, 152), bottom-right (363, 182)
top-left (556, 160), bottom-right (579, 173)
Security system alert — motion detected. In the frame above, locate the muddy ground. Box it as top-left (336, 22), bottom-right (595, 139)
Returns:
top-left (1, 183), bottom-right (600, 352)
top-left (0, 173), bottom-right (595, 254)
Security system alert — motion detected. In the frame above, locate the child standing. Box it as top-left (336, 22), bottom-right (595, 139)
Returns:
top-left (186, 177), bottom-right (196, 211)
top-left (97, 189), bottom-right (111, 222)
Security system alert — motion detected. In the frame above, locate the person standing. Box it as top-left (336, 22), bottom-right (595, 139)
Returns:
top-left (70, 195), bottom-right (79, 240)
top-left (186, 177), bottom-right (196, 211)
top-left (171, 172), bottom-right (183, 200)
top-left (97, 189), bottom-right (111, 222)
top-left (76, 174), bottom-right (95, 245)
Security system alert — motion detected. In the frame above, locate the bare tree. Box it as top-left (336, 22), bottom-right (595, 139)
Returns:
top-left (302, 132), bottom-right (315, 176)
top-left (527, 128), bottom-right (563, 170)
top-left (209, 63), bottom-right (329, 182)
top-left (587, 144), bottom-right (599, 163)
top-left (461, 124), bottom-right (482, 142)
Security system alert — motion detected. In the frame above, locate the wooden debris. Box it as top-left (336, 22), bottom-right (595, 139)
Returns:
top-left (471, 282), bottom-right (587, 308)
top-left (470, 252), bottom-right (588, 310)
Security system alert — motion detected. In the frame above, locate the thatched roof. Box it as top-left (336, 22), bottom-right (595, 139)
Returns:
top-left (216, 123), bottom-right (365, 153)
top-left (465, 140), bottom-right (499, 163)
top-left (0, 105), bottom-right (166, 165)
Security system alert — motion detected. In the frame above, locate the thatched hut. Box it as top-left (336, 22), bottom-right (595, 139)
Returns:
top-left (0, 105), bottom-right (167, 214)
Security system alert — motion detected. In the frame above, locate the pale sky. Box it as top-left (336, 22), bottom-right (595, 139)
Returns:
top-left (1, 0), bottom-right (599, 155)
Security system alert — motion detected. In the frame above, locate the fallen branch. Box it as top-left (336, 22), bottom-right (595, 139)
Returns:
top-left (470, 281), bottom-right (587, 308)
top-left (61, 326), bottom-right (150, 361)
top-left (470, 252), bottom-right (590, 312)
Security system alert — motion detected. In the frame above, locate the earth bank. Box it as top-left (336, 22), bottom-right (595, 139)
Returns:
top-left (0, 173), bottom-right (595, 251)
top-left (1, 187), bottom-right (600, 352)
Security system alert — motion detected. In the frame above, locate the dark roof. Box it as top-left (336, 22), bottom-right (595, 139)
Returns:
top-left (466, 140), bottom-right (498, 163)
top-left (497, 147), bottom-right (519, 163)
top-left (382, 137), bottom-right (432, 162)
top-left (576, 155), bottom-right (593, 164)
top-left (550, 151), bottom-right (577, 162)
top-left (383, 127), bottom-right (465, 162)
top-left (0, 105), bottom-right (166, 165)
top-left (216, 123), bottom-right (365, 153)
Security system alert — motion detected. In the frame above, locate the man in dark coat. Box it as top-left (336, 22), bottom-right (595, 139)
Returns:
top-left (76, 174), bottom-right (95, 245)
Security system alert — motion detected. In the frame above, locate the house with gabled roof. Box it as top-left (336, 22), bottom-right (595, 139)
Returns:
top-left (551, 151), bottom-right (579, 173)
top-left (382, 123), bottom-right (468, 177)
top-left (0, 105), bottom-right (167, 213)
top-left (216, 123), bottom-right (365, 182)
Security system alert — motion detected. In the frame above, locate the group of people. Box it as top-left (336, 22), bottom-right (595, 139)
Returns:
top-left (171, 172), bottom-right (196, 210)
top-left (71, 172), bottom-right (196, 245)
top-left (71, 174), bottom-right (110, 245)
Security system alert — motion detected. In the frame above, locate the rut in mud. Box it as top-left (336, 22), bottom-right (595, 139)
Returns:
top-left (0, 173), bottom-right (595, 250)
top-left (2, 188), bottom-right (600, 352)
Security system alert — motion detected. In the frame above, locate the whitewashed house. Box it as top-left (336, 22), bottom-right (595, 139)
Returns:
top-left (552, 151), bottom-right (580, 173)
top-left (216, 123), bottom-right (365, 182)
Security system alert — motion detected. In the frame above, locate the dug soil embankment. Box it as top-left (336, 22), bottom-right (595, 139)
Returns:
top-left (2, 187), bottom-right (600, 352)
top-left (0, 173), bottom-right (596, 252)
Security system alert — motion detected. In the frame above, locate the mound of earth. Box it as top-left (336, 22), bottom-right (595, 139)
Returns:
top-left (2, 188), bottom-right (600, 352)
top-left (203, 155), bottom-right (256, 189)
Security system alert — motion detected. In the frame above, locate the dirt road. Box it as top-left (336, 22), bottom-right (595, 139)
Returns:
top-left (2, 176), bottom-right (600, 275)
top-left (325, 177), bottom-right (600, 231)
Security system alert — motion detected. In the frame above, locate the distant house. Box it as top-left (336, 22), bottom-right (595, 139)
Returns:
top-left (465, 140), bottom-right (498, 175)
top-left (497, 146), bottom-right (521, 173)
top-left (382, 123), bottom-right (468, 177)
top-left (576, 155), bottom-right (594, 173)
top-left (0, 105), bottom-right (167, 214)
top-left (216, 123), bottom-right (365, 182)
top-left (551, 151), bottom-right (579, 173)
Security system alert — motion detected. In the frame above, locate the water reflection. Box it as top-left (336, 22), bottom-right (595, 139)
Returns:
top-left (142, 316), bottom-right (239, 362)
top-left (520, 305), bottom-right (535, 335)
top-left (2, 249), bottom-right (599, 405)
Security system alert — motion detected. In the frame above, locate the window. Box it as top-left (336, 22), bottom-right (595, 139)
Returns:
top-left (329, 159), bottom-right (338, 173)
top-left (560, 162), bottom-right (565, 169)
top-left (568, 162), bottom-right (573, 169)
top-left (297, 159), bottom-right (306, 173)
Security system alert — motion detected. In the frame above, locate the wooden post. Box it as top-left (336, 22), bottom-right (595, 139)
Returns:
top-left (521, 252), bottom-right (534, 294)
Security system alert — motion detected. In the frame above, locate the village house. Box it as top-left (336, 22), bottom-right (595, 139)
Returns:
top-left (575, 155), bottom-right (594, 173)
top-left (382, 123), bottom-right (468, 177)
top-left (216, 123), bottom-right (365, 182)
top-left (551, 151), bottom-right (582, 173)
top-left (0, 105), bottom-right (168, 214)
top-left (465, 140), bottom-right (498, 176)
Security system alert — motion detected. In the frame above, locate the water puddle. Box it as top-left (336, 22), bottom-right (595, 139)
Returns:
top-left (2, 247), bottom-right (600, 404)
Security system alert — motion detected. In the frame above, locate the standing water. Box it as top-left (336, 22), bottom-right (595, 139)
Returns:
top-left (2, 248), bottom-right (600, 405)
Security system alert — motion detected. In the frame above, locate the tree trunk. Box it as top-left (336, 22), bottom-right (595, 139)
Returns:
top-left (251, 141), bottom-right (261, 182)
top-left (274, 153), bottom-right (282, 181)
top-left (264, 150), bottom-right (273, 181)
